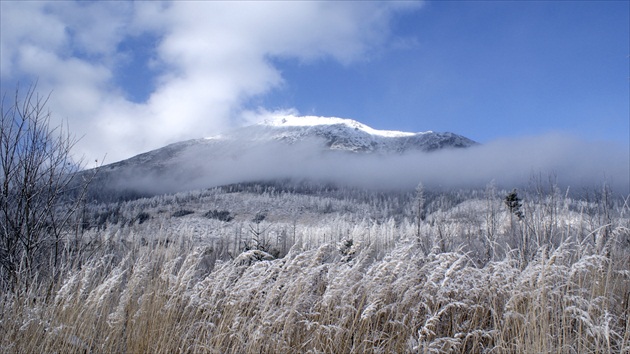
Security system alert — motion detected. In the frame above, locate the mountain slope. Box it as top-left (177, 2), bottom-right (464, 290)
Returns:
top-left (212, 115), bottom-right (477, 153)
top-left (89, 116), bottom-right (478, 198)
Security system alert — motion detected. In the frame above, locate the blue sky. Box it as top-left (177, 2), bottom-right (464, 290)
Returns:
top-left (1, 1), bottom-right (628, 164)
top-left (262, 1), bottom-right (629, 144)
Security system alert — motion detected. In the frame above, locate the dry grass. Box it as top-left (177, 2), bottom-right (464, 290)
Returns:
top-left (2, 236), bottom-right (628, 353)
top-left (1, 192), bottom-right (629, 353)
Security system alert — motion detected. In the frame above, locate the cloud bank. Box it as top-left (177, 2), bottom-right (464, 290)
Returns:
top-left (108, 133), bottom-right (628, 197)
top-left (1, 1), bottom-right (420, 163)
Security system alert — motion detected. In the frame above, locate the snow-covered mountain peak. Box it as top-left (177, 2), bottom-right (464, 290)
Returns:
top-left (260, 115), bottom-right (417, 138)
top-left (89, 115), bottom-right (478, 196)
top-left (200, 114), bottom-right (479, 154)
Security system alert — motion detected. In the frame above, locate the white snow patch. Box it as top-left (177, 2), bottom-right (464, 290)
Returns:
top-left (261, 115), bottom-right (420, 138)
top-left (204, 134), bottom-right (224, 140)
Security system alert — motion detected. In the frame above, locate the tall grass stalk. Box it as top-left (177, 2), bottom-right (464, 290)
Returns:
top-left (1, 232), bottom-right (627, 353)
top-left (1, 191), bottom-right (628, 353)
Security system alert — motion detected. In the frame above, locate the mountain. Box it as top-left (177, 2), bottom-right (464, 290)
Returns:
top-left (88, 116), bottom-right (478, 198)
top-left (213, 116), bottom-right (476, 153)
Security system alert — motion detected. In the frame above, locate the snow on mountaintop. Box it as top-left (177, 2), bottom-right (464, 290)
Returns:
top-left (261, 115), bottom-right (419, 138)
top-left (200, 114), bottom-right (476, 154)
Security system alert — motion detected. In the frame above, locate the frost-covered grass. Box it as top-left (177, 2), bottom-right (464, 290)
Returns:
top-left (1, 185), bottom-right (629, 353)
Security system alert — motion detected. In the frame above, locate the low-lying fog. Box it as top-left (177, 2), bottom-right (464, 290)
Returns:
top-left (109, 133), bottom-right (629, 196)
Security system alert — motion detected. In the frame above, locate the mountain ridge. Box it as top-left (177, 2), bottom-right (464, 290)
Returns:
top-left (88, 116), bottom-right (478, 198)
top-left (107, 116), bottom-right (477, 169)
top-left (204, 115), bottom-right (477, 153)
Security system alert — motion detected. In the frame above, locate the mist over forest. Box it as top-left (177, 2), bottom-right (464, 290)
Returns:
top-left (96, 132), bottom-right (628, 198)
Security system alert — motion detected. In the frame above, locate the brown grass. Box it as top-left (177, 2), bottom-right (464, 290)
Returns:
top-left (1, 232), bottom-right (628, 353)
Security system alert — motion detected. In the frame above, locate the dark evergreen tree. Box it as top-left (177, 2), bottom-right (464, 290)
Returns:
top-left (504, 189), bottom-right (524, 220)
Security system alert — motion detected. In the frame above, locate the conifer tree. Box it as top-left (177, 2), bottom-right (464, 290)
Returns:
top-left (504, 189), bottom-right (524, 220)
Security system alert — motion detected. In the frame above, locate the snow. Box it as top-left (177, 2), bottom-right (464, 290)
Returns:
top-left (204, 134), bottom-right (223, 140)
top-left (261, 115), bottom-right (419, 138)
top-left (197, 115), bottom-right (475, 156)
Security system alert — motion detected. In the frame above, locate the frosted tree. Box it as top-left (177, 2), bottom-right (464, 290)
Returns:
top-left (0, 84), bottom-right (94, 291)
top-left (415, 182), bottom-right (430, 254)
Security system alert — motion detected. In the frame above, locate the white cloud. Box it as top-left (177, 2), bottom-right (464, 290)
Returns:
top-left (108, 132), bottom-right (629, 196)
top-left (1, 1), bottom-right (421, 163)
top-left (0, 2), bottom-right (66, 77)
top-left (55, 1), bottom-right (132, 58)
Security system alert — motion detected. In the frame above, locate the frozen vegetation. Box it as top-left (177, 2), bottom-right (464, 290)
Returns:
top-left (1, 181), bottom-right (629, 353)
top-left (3, 84), bottom-right (627, 353)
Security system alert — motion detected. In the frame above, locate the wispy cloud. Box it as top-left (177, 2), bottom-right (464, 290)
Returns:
top-left (111, 133), bottom-right (628, 195)
top-left (0, 1), bottom-right (421, 163)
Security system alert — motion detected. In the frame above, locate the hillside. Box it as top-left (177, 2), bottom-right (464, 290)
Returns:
top-left (88, 116), bottom-right (478, 199)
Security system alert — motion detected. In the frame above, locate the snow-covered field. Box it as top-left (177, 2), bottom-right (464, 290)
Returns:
top-left (2, 183), bottom-right (629, 353)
